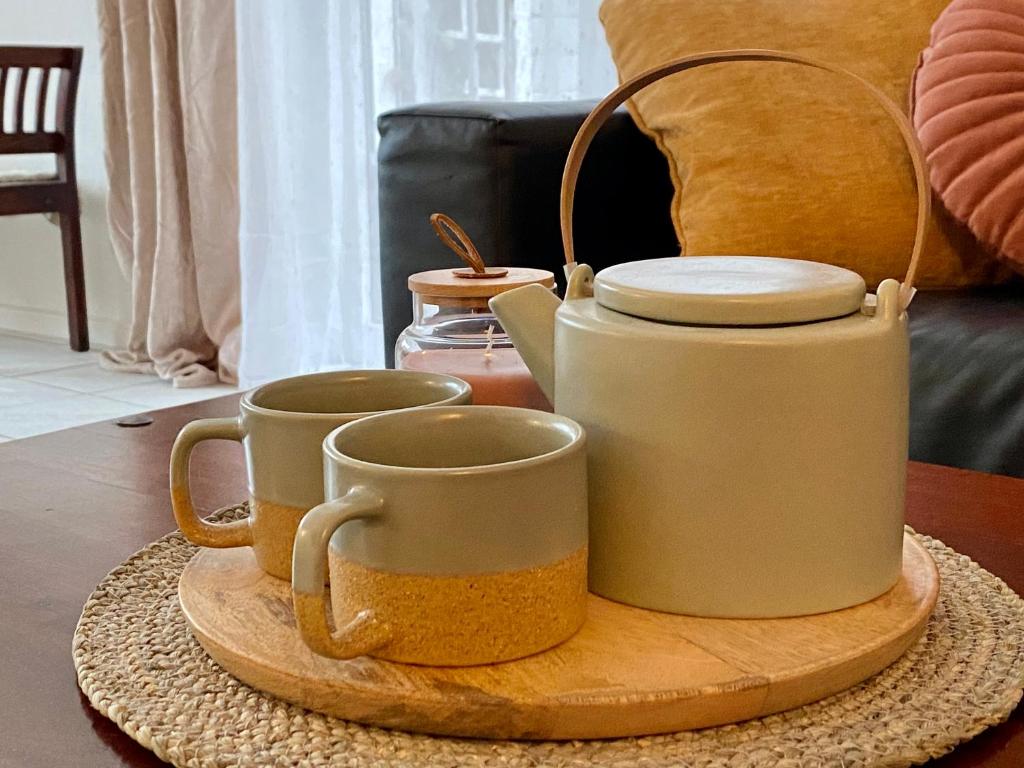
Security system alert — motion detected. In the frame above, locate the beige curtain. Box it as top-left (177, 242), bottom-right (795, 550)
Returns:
top-left (97, 0), bottom-right (240, 385)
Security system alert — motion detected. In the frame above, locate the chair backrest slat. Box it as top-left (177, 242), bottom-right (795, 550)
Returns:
top-left (35, 67), bottom-right (50, 131)
top-left (0, 46), bottom-right (81, 157)
top-left (0, 67), bottom-right (7, 131)
top-left (14, 67), bottom-right (29, 132)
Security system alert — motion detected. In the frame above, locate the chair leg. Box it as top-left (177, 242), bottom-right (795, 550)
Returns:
top-left (58, 209), bottom-right (89, 351)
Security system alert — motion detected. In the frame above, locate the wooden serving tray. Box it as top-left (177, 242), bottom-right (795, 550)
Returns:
top-left (179, 533), bottom-right (938, 740)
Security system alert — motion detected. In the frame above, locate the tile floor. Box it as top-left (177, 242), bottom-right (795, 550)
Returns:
top-left (0, 333), bottom-right (238, 440)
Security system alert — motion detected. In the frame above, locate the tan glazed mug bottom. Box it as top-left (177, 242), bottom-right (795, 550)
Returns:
top-left (247, 499), bottom-right (309, 579)
top-left (295, 546), bottom-right (588, 666)
top-left (166, 493), bottom-right (311, 582)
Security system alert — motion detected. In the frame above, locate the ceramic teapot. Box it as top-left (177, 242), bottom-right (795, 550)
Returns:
top-left (490, 50), bottom-right (929, 618)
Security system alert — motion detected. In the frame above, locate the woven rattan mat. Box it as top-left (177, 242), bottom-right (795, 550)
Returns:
top-left (74, 505), bottom-right (1024, 767)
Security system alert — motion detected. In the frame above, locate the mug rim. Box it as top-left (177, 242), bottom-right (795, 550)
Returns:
top-left (240, 369), bottom-right (472, 421)
top-left (324, 405), bottom-right (585, 475)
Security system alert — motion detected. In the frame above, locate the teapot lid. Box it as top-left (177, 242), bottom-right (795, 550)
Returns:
top-left (593, 257), bottom-right (867, 325)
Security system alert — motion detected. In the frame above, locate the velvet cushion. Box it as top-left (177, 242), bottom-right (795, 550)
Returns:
top-left (599, 0), bottom-right (1011, 288)
top-left (911, 0), bottom-right (1024, 274)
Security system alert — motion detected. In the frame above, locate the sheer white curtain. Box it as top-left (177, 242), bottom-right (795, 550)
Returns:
top-left (236, 0), bottom-right (615, 387)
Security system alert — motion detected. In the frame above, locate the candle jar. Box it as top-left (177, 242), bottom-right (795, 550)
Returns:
top-left (396, 267), bottom-right (555, 411)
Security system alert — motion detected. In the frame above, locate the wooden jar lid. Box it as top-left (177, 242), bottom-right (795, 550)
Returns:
top-left (409, 267), bottom-right (555, 300)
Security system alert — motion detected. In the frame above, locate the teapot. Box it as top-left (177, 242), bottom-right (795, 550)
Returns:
top-left (490, 50), bottom-right (929, 618)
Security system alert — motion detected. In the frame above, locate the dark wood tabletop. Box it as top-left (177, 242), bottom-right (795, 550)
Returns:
top-left (0, 393), bottom-right (1021, 767)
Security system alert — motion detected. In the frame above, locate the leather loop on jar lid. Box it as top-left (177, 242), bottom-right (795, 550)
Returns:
top-left (430, 213), bottom-right (509, 279)
top-left (408, 214), bottom-right (555, 304)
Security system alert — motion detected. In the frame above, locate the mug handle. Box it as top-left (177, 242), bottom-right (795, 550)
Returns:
top-left (169, 417), bottom-right (254, 548)
top-left (292, 486), bottom-right (391, 659)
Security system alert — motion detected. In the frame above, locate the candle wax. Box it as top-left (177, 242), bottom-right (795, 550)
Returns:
top-left (400, 347), bottom-right (553, 411)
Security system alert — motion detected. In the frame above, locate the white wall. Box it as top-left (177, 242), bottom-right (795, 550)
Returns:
top-left (0, 0), bottom-right (129, 348)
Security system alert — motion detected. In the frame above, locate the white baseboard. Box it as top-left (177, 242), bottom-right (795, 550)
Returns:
top-left (0, 303), bottom-right (127, 350)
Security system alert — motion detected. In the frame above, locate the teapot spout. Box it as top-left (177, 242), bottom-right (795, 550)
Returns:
top-left (489, 284), bottom-right (560, 403)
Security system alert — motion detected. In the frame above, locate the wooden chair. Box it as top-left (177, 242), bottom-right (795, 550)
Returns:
top-left (0, 46), bottom-right (87, 350)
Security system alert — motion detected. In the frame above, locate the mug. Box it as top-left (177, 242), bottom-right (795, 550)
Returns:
top-left (170, 369), bottom-right (472, 580)
top-left (292, 405), bottom-right (588, 666)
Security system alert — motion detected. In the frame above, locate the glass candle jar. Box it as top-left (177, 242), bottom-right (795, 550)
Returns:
top-left (396, 267), bottom-right (555, 411)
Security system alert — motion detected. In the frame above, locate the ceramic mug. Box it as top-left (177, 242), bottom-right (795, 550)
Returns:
top-left (291, 405), bottom-right (588, 666)
top-left (170, 370), bottom-right (472, 580)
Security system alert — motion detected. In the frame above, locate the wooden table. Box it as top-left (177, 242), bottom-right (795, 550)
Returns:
top-left (0, 394), bottom-right (1021, 767)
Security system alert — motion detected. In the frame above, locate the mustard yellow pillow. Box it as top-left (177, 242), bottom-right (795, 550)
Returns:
top-left (599, 0), bottom-right (1010, 288)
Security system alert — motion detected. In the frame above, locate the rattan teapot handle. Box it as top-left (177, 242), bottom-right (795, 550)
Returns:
top-left (560, 49), bottom-right (930, 310)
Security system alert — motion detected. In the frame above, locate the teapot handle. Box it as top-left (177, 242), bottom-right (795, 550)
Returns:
top-left (560, 49), bottom-right (930, 311)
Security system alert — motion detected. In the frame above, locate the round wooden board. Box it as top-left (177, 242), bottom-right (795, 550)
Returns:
top-left (179, 533), bottom-right (938, 740)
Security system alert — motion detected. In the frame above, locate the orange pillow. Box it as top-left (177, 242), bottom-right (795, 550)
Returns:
top-left (912, 0), bottom-right (1024, 274)
top-left (599, 0), bottom-right (1010, 288)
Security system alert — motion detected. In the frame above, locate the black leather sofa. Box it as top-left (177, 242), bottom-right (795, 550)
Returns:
top-left (377, 101), bottom-right (1024, 478)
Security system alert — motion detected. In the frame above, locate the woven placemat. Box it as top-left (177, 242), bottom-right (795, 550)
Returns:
top-left (74, 505), bottom-right (1024, 768)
